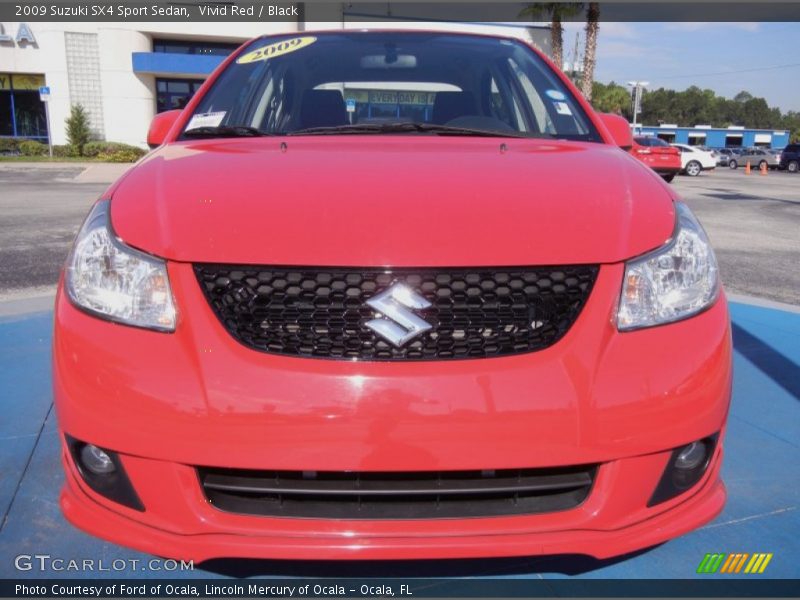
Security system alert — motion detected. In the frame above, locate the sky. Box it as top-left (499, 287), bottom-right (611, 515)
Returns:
top-left (561, 21), bottom-right (800, 113)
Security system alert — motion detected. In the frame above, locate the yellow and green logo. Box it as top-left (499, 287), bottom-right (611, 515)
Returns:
top-left (697, 553), bottom-right (773, 574)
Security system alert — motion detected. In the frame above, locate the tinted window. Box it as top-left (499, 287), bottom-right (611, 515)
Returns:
top-left (185, 32), bottom-right (600, 140)
top-left (156, 77), bottom-right (204, 112)
top-left (153, 39), bottom-right (239, 56)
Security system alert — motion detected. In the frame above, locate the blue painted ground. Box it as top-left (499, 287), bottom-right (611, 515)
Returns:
top-left (0, 301), bottom-right (798, 580)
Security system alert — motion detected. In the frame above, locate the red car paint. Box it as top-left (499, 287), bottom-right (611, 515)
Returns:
top-left (111, 137), bottom-right (673, 267)
top-left (54, 31), bottom-right (731, 562)
top-left (629, 136), bottom-right (682, 181)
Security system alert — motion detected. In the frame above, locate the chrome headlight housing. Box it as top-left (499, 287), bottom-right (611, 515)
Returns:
top-left (65, 200), bottom-right (176, 331)
top-left (617, 202), bottom-right (719, 331)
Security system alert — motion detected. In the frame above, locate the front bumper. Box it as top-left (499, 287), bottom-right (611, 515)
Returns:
top-left (54, 262), bottom-right (733, 561)
top-left (636, 156), bottom-right (681, 175)
top-left (61, 444), bottom-right (726, 562)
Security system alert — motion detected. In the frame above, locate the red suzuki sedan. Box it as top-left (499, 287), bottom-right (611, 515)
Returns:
top-left (54, 31), bottom-right (731, 562)
top-left (630, 135), bottom-right (682, 182)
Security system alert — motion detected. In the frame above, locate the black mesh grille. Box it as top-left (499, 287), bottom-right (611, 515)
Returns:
top-left (198, 465), bottom-right (597, 519)
top-left (194, 265), bottom-right (598, 361)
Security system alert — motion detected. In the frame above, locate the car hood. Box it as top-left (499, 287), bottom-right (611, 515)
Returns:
top-left (111, 137), bottom-right (675, 266)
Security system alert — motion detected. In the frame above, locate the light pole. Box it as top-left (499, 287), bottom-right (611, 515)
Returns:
top-left (627, 81), bottom-right (649, 130)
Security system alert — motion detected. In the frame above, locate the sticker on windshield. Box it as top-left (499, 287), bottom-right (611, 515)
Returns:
top-left (554, 102), bottom-right (573, 116)
top-left (236, 36), bottom-right (317, 64)
top-left (186, 111), bottom-right (226, 130)
top-left (546, 90), bottom-right (566, 101)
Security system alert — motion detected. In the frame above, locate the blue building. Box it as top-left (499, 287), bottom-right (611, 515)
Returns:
top-left (634, 125), bottom-right (790, 150)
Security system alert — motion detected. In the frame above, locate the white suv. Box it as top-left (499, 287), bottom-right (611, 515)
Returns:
top-left (671, 144), bottom-right (717, 177)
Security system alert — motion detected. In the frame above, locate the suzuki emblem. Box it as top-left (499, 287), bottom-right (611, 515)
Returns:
top-left (364, 283), bottom-right (432, 347)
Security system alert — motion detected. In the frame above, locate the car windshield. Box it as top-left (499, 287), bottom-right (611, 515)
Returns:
top-left (182, 31), bottom-right (600, 141)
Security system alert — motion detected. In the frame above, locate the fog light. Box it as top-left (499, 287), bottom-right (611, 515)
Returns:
top-left (648, 434), bottom-right (719, 507)
top-left (65, 435), bottom-right (144, 512)
top-left (80, 444), bottom-right (116, 475)
top-left (675, 441), bottom-right (707, 470)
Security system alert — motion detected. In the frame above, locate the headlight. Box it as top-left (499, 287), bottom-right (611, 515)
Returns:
top-left (617, 202), bottom-right (719, 331)
top-left (65, 199), bottom-right (176, 331)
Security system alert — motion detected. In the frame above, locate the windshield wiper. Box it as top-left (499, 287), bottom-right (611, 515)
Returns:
top-left (287, 122), bottom-right (539, 138)
top-left (183, 125), bottom-right (272, 138)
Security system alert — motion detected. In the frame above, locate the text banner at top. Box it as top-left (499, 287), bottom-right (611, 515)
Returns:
top-left (3, 1), bottom-right (800, 22)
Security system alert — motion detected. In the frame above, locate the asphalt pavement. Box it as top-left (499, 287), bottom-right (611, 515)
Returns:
top-left (0, 162), bottom-right (798, 305)
top-left (674, 169), bottom-right (800, 306)
top-left (0, 165), bottom-right (107, 297)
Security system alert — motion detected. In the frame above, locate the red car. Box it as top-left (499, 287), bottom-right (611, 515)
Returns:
top-left (54, 31), bottom-right (731, 562)
top-left (630, 135), bottom-right (682, 182)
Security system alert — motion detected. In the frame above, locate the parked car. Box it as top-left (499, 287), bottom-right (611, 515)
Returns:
top-left (54, 30), bottom-right (731, 562)
top-left (728, 147), bottom-right (779, 170)
top-left (713, 148), bottom-right (736, 167)
top-left (671, 143), bottom-right (717, 176)
top-left (699, 146), bottom-right (720, 162)
top-left (778, 143), bottom-right (800, 172)
top-left (630, 136), bottom-right (682, 182)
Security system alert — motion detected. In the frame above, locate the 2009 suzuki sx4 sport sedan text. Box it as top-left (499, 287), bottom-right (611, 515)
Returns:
top-left (54, 31), bottom-right (732, 562)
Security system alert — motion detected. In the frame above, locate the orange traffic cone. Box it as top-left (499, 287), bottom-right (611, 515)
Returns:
top-left (745, 161), bottom-right (751, 175)
top-left (760, 162), bottom-right (768, 176)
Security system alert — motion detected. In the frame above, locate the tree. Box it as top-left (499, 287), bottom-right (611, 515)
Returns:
top-left (741, 97), bottom-right (773, 129)
top-left (783, 111), bottom-right (800, 142)
top-left (592, 81), bottom-right (630, 116)
top-left (580, 2), bottom-right (600, 101)
top-left (619, 82), bottom-right (790, 132)
top-left (519, 3), bottom-right (583, 70)
top-left (65, 104), bottom-right (91, 156)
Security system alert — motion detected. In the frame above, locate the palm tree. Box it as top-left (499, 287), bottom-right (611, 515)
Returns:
top-left (519, 3), bottom-right (584, 71)
top-left (580, 2), bottom-right (600, 101)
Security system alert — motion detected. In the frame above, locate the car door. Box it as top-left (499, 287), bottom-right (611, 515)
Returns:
top-left (675, 145), bottom-right (689, 168)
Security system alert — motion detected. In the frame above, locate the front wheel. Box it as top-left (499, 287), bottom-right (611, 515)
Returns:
top-left (788, 160), bottom-right (799, 173)
top-left (685, 160), bottom-right (702, 177)
top-left (661, 173), bottom-right (676, 183)
top-left (729, 160), bottom-right (738, 170)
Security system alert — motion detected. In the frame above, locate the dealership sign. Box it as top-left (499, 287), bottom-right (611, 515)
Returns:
top-left (0, 73), bottom-right (45, 91)
top-left (0, 22), bottom-right (36, 45)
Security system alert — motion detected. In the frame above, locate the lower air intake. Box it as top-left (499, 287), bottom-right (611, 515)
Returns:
top-left (197, 465), bottom-right (597, 519)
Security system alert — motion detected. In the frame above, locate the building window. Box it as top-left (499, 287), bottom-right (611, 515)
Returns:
top-left (0, 91), bottom-right (13, 136)
top-left (0, 73), bottom-right (48, 139)
top-left (687, 135), bottom-right (706, 147)
top-left (156, 78), bottom-right (205, 112)
top-left (725, 135), bottom-right (743, 148)
top-left (153, 39), bottom-right (239, 57)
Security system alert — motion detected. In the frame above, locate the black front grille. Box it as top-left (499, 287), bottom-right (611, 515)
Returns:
top-left (198, 466), bottom-right (597, 519)
top-left (195, 265), bottom-right (597, 361)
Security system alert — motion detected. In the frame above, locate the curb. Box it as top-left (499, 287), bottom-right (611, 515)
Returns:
top-left (727, 293), bottom-right (800, 315)
top-left (0, 291), bottom-right (56, 318)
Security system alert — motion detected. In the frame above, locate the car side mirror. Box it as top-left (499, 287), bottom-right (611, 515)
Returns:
top-left (599, 113), bottom-right (633, 151)
top-left (147, 110), bottom-right (182, 149)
